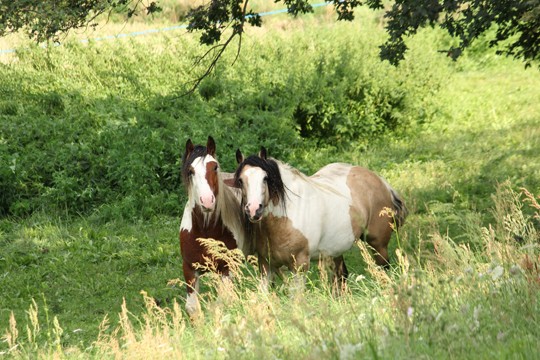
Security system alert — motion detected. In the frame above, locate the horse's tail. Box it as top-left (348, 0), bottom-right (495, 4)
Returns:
top-left (390, 188), bottom-right (408, 228)
top-left (381, 179), bottom-right (408, 229)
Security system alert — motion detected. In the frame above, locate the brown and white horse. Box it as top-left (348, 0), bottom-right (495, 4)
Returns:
top-left (233, 147), bottom-right (407, 289)
top-left (179, 136), bottom-right (247, 316)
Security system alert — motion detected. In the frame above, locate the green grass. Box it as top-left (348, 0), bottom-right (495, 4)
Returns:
top-left (1, 8), bottom-right (540, 359)
top-left (0, 215), bottom-right (180, 349)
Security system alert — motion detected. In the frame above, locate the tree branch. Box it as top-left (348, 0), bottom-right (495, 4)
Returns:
top-left (182, 0), bottom-right (251, 96)
top-left (183, 26), bottom-right (240, 96)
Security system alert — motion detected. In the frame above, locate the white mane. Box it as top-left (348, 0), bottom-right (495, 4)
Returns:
top-left (273, 159), bottom-right (347, 199)
top-left (217, 171), bottom-right (249, 254)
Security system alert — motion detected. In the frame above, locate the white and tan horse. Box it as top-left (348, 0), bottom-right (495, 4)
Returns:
top-left (233, 147), bottom-right (407, 288)
top-left (179, 136), bottom-right (248, 316)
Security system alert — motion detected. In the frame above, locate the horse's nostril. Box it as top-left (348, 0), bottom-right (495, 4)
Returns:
top-left (200, 195), bottom-right (215, 209)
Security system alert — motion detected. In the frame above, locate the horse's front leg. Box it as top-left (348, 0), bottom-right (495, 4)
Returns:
top-left (212, 265), bottom-right (236, 306)
top-left (183, 262), bottom-right (201, 317)
top-left (258, 256), bottom-right (274, 293)
top-left (289, 251), bottom-right (310, 296)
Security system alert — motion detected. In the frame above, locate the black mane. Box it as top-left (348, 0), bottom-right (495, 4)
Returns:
top-left (181, 145), bottom-right (207, 186)
top-left (234, 155), bottom-right (287, 208)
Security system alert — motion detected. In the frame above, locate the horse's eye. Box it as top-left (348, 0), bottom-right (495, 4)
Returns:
top-left (237, 178), bottom-right (243, 186)
top-left (263, 176), bottom-right (268, 182)
top-left (188, 169), bottom-right (194, 176)
top-left (214, 164), bottom-right (218, 171)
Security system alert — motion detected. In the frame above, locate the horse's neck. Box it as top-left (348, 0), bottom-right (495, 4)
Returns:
top-left (189, 204), bottom-right (219, 230)
top-left (277, 160), bottom-right (346, 200)
top-left (268, 161), bottom-right (311, 215)
top-left (276, 161), bottom-right (306, 189)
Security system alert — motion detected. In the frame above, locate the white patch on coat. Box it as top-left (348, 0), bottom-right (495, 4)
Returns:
top-left (180, 202), bottom-right (193, 232)
top-left (266, 162), bottom-right (357, 259)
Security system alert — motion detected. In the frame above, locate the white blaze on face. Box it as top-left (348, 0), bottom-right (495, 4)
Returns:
top-left (190, 155), bottom-right (217, 211)
top-left (241, 166), bottom-right (268, 218)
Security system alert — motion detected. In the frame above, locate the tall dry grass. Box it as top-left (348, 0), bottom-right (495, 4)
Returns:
top-left (3, 183), bottom-right (538, 358)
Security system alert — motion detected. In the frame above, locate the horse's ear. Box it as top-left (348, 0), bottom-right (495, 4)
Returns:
top-left (223, 178), bottom-right (238, 188)
top-left (207, 136), bottom-right (216, 157)
top-left (258, 146), bottom-right (267, 160)
top-left (184, 139), bottom-right (194, 159)
top-left (236, 149), bottom-right (244, 164)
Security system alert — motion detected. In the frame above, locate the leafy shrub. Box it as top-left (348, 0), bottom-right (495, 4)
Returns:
top-left (0, 16), bottom-right (449, 218)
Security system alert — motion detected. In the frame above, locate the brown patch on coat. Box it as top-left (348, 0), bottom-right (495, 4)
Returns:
top-left (256, 214), bottom-right (310, 272)
top-left (347, 166), bottom-right (395, 266)
top-left (180, 205), bottom-right (237, 293)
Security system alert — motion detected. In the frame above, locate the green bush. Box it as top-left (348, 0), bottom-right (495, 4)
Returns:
top-left (0, 17), bottom-right (449, 218)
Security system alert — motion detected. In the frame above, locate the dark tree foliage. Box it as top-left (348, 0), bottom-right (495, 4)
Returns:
top-left (0, 0), bottom-right (161, 43)
top-left (372, 0), bottom-right (540, 67)
top-left (1, 0), bottom-right (538, 75)
top-left (186, 0), bottom-right (363, 46)
top-left (186, 0), bottom-right (540, 68)
top-left (185, 0), bottom-right (263, 92)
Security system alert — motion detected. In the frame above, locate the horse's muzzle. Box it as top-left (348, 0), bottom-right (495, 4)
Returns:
top-left (248, 214), bottom-right (263, 223)
top-left (201, 205), bottom-right (214, 213)
top-left (200, 194), bottom-right (215, 212)
top-left (245, 203), bottom-right (264, 222)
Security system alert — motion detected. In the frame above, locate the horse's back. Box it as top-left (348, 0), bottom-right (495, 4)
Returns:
top-left (311, 163), bottom-right (396, 238)
top-left (311, 162), bottom-right (352, 182)
top-left (311, 163), bottom-right (387, 199)
top-left (310, 163), bottom-right (354, 197)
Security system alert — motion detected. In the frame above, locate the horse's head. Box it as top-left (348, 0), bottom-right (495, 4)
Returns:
top-left (234, 147), bottom-right (286, 223)
top-left (182, 136), bottom-right (220, 212)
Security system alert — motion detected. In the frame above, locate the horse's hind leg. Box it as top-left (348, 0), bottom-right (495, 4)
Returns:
top-left (367, 235), bottom-right (390, 269)
top-left (333, 255), bottom-right (349, 282)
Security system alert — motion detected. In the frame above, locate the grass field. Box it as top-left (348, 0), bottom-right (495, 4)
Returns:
top-left (1, 4), bottom-right (539, 359)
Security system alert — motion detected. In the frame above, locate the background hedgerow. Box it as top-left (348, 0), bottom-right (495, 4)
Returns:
top-left (0, 8), bottom-right (450, 219)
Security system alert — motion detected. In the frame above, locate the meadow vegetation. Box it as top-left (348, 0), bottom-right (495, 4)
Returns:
top-left (1, 4), bottom-right (539, 358)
